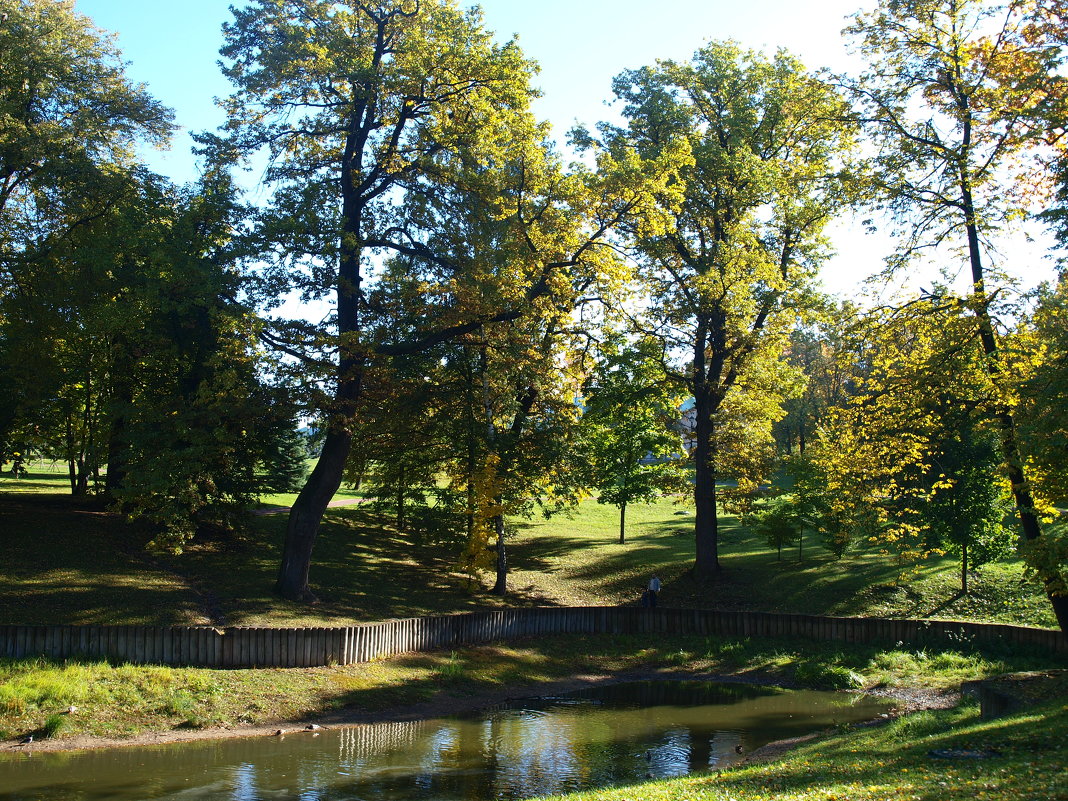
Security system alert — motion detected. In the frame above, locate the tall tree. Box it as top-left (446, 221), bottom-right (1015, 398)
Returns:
top-left (220, 0), bottom-right (658, 600)
top-left (598, 43), bottom-right (856, 578)
top-left (845, 0), bottom-right (1068, 631)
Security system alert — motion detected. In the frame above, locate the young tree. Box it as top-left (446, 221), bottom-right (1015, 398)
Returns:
top-left (581, 336), bottom-right (687, 545)
top-left (598, 42), bottom-right (856, 578)
top-left (845, 0), bottom-right (1068, 631)
top-left (924, 422), bottom-right (1014, 593)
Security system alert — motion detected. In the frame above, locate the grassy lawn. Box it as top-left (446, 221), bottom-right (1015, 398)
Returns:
top-left (0, 467), bottom-right (1059, 628)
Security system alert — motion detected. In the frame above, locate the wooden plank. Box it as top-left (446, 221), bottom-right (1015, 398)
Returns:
top-left (316, 628), bottom-right (327, 665)
top-left (282, 628), bottom-right (293, 668)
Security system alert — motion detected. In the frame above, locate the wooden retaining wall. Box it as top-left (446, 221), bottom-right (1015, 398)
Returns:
top-left (0, 608), bottom-right (1063, 668)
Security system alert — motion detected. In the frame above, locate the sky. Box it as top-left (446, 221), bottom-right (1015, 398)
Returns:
top-left (71, 0), bottom-right (1058, 300)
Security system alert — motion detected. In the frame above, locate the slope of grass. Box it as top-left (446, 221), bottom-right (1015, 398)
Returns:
top-left (0, 495), bottom-right (205, 626)
top-left (533, 696), bottom-right (1068, 801)
top-left (508, 497), bottom-right (1058, 629)
top-left (0, 472), bottom-right (1059, 628)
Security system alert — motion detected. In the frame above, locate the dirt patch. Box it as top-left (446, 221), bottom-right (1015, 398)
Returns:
top-left (1, 670), bottom-right (953, 756)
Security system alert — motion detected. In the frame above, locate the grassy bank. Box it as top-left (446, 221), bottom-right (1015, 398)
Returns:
top-left (1, 634), bottom-right (1061, 744)
top-left (534, 696), bottom-right (1068, 801)
top-left (0, 477), bottom-right (1059, 628)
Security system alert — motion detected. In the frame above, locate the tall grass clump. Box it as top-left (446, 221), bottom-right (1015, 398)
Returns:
top-left (41, 712), bottom-right (66, 739)
top-left (433, 652), bottom-right (466, 683)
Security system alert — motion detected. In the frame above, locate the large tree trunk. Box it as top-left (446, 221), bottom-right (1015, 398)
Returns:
top-left (693, 390), bottom-right (720, 577)
top-left (961, 542), bottom-right (968, 595)
top-left (276, 427), bottom-right (353, 601)
top-left (619, 501), bottom-right (627, 545)
top-left (396, 464), bottom-right (406, 530)
top-left (104, 351), bottom-right (133, 500)
top-left (691, 310), bottom-right (728, 579)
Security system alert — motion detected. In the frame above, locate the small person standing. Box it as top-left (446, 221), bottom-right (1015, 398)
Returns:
top-left (648, 575), bottom-right (661, 608)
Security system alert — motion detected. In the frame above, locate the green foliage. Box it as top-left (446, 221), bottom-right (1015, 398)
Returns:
top-left (923, 425), bottom-right (1014, 588)
top-left (259, 422), bottom-right (311, 494)
top-left (81, 172), bottom-right (296, 548)
top-left (811, 299), bottom-right (1013, 571)
top-left (432, 651), bottom-right (467, 683)
top-left (844, 0), bottom-right (1067, 625)
top-left (749, 497), bottom-right (800, 560)
top-left (40, 711), bottom-right (66, 738)
top-left (1020, 274), bottom-right (1068, 510)
top-left (581, 335), bottom-right (688, 542)
top-left (0, 0), bottom-right (173, 230)
top-left (0, 0), bottom-right (170, 494)
top-left (216, 0), bottom-right (667, 599)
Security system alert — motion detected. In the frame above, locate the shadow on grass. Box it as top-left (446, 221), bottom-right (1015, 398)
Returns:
top-left (181, 507), bottom-right (567, 626)
top-left (0, 494), bottom-right (207, 626)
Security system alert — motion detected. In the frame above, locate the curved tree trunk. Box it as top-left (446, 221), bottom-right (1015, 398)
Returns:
top-left (961, 182), bottom-right (1068, 635)
top-left (275, 427), bottom-right (353, 601)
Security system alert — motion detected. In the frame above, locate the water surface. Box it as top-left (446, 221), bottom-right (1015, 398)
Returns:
top-left (0, 680), bottom-right (892, 800)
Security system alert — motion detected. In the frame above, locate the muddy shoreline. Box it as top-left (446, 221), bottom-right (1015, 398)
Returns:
top-left (0, 670), bottom-right (958, 756)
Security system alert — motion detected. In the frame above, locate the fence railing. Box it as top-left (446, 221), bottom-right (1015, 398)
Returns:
top-left (0, 607), bottom-right (1063, 668)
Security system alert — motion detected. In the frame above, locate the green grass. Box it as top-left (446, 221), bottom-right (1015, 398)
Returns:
top-left (1, 633), bottom-right (1059, 743)
top-left (531, 696), bottom-right (1068, 801)
top-left (507, 496), bottom-right (1058, 628)
top-left (0, 461), bottom-right (74, 494)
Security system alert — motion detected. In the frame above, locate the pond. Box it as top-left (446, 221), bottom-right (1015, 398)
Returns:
top-left (0, 681), bottom-right (893, 800)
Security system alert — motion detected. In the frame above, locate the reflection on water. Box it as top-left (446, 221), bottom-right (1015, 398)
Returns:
top-left (0, 681), bottom-right (892, 800)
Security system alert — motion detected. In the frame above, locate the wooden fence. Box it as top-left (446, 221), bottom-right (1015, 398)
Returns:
top-left (0, 608), bottom-right (1063, 668)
